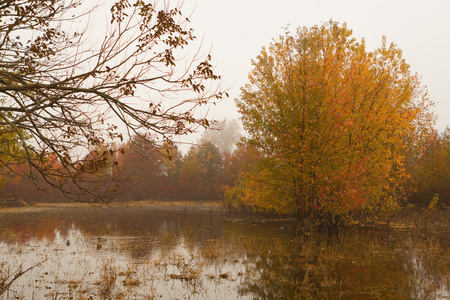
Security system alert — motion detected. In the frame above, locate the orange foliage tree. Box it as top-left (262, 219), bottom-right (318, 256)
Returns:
top-left (222, 144), bottom-right (261, 209)
top-left (232, 21), bottom-right (435, 222)
top-left (405, 128), bottom-right (450, 207)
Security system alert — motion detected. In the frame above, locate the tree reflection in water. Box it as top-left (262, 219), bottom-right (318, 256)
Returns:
top-left (0, 206), bottom-right (448, 299)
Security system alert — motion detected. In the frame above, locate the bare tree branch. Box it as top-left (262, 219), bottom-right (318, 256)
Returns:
top-left (0, 0), bottom-right (226, 203)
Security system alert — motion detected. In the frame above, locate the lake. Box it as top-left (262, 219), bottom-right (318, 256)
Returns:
top-left (0, 204), bottom-right (449, 299)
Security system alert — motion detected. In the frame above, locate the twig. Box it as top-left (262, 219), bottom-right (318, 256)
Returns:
top-left (0, 257), bottom-right (48, 296)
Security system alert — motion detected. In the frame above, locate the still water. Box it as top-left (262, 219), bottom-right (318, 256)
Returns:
top-left (0, 205), bottom-right (449, 299)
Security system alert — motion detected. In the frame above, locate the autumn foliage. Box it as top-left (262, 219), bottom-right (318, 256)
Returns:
top-left (231, 21), bottom-right (435, 222)
top-left (1, 14), bottom-right (447, 221)
top-left (405, 128), bottom-right (450, 207)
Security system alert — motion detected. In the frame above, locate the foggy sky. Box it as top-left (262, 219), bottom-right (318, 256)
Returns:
top-left (184, 0), bottom-right (450, 131)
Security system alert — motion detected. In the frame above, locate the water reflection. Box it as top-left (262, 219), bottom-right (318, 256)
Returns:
top-left (0, 206), bottom-right (448, 299)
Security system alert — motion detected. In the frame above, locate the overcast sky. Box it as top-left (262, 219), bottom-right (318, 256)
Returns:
top-left (180, 0), bottom-right (450, 132)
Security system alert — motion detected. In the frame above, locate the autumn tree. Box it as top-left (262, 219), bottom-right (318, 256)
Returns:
top-left (121, 135), bottom-right (181, 200)
top-left (178, 139), bottom-right (223, 199)
top-left (222, 144), bottom-right (261, 209)
top-left (0, 120), bottom-right (27, 185)
top-left (222, 144), bottom-right (259, 187)
top-left (232, 21), bottom-right (435, 222)
top-left (197, 140), bottom-right (223, 198)
top-left (405, 128), bottom-right (450, 207)
top-left (0, 0), bottom-right (225, 203)
top-left (0, 153), bottom-right (66, 204)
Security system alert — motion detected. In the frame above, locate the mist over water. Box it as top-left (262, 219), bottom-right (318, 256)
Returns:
top-left (0, 205), bottom-right (448, 299)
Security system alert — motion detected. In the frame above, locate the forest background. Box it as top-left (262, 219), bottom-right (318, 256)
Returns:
top-left (3, 114), bottom-right (450, 219)
top-left (0, 0), bottom-right (449, 225)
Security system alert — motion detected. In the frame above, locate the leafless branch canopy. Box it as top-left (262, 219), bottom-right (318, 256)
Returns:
top-left (0, 0), bottom-right (226, 203)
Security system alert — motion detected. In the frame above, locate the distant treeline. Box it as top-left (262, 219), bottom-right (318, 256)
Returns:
top-left (0, 134), bottom-right (253, 204)
top-left (1, 128), bottom-right (450, 211)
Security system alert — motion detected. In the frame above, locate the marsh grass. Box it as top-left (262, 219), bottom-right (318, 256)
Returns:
top-left (97, 259), bottom-right (118, 299)
top-left (166, 252), bottom-right (203, 286)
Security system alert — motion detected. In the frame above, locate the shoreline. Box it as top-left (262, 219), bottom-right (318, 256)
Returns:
top-left (0, 201), bottom-right (448, 232)
top-left (0, 199), bottom-right (225, 213)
